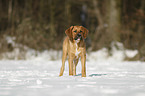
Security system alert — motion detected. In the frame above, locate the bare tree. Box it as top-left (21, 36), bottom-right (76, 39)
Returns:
top-left (108, 0), bottom-right (121, 41)
top-left (49, 0), bottom-right (56, 41)
top-left (8, 0), bottom-right (12, 26)
top-left (65, 0), bottom-right (72, 27)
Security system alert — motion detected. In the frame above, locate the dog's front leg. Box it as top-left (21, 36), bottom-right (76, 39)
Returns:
top-left (73, 59), bottom-right (79, 76)
top-left (81, 54), bottom-right (86, 77)
top-left (68, 56), bottom-right (73, 76)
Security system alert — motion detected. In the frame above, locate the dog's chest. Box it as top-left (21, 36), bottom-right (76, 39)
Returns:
top-left (75, 43), bottom-right (81, 58)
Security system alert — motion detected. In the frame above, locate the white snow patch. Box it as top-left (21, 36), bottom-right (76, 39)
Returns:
top-left (25, 49), bottom-right (62, 61)
top-left (125, 49), bottom-right (138, 58)
top-left (88, 41), bottom-right (138, 62)
top-left (1, 36), bottom-right (138, 62)
top-left (101, 89), bottom-right (119, 94)
top-left (36, 79), bottom-right (42, 85)
top-left (5, 36), bottom-right (16, 46)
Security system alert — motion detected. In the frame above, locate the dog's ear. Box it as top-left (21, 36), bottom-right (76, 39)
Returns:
top-left (65, 26), bottom-right (74, 40)
top-left (81, 26), bottom-right (89, 39)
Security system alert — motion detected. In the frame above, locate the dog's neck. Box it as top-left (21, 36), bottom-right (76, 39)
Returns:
top-left (75, 41), bottom-right (81, 58)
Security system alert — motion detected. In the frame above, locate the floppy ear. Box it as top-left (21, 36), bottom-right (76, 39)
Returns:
top-left (65, 26), bottom-right (74, 40)
top-left (81, 26), bottom-right (89, 39)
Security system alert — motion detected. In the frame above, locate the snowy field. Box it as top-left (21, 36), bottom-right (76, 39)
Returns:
top-left (0, 39), bottom-right (145, 96)
top-left (0, 60), bottom-right (145, 96)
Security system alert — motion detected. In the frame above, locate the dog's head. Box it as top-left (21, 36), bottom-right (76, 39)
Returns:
top-left (65, 26), bottom-right (88, 42)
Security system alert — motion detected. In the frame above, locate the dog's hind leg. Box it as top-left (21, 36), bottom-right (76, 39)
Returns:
top-left (59, 51), bottom-right (67, 76)
top-left (59, 40), bottom-right (68, 76)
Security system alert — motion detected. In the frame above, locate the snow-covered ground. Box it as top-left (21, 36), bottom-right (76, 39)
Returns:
top-left (0, 60), bottom-right (145, 96)
top-left (0, 36), bottom-right (145, 96)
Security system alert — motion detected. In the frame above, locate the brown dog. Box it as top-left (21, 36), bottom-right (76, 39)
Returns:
top-left (59, 26), bottom-right (89, 77)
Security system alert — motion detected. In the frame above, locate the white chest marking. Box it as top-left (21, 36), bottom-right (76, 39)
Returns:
top-left (75, 42), bottom-right (81, 58)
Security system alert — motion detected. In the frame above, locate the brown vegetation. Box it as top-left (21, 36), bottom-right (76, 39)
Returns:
top-left (0, 0), bottom-right (145, 60)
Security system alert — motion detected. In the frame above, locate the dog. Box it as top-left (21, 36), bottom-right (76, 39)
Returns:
top-left (59, 26), bottom-right (89, 77)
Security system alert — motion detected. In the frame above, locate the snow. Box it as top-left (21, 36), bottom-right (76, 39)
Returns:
top-left (125, 49), bottom-right (138, 58)
top-left (5, 36), bottom-right (16, 47)
top-left (1, 36), bottom-right (138, 61)
top-left (87, 42), bottom-right (138, 62)
top-left (0, 36), bottom-right (144, 96)
top-left (0, 59), bottom-right (145, 96)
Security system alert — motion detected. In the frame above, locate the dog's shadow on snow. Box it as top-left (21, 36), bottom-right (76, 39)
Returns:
top-left (89, 74), bottom-right (107, 77)
top-left (75, 74), bottom-right (107, 77)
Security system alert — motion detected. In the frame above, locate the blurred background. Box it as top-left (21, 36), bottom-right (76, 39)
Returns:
top-left (0, 0), bottom-right (145, 60)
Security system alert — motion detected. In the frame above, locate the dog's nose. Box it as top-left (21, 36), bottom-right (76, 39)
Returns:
top-left (77, 33), bottom-right (81, 37)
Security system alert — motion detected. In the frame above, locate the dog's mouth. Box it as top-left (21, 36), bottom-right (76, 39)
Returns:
top-left (74, 33), bottom-right (82, 41)
top-left (74, 36), bottom-right (82, 41)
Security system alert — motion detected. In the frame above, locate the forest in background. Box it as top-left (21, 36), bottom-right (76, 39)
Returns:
top-left (0, 0), bottom-right (145, 60)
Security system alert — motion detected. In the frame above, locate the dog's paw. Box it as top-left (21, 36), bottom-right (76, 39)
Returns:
top-left (82, 74), bottom-right (86, 77)
top-left (59, 74), bottom-right (63, 77)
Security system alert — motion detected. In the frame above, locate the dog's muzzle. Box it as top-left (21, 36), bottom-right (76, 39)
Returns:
top-left (74, 33), bottom-right (82, 40)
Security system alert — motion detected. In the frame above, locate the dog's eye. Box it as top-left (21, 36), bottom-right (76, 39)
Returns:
top-left (74, 30), bottom-right (77, 33)
top-left (80, 30), bottom-right (82, 32)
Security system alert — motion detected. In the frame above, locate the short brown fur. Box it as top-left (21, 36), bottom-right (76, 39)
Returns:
top-left (59, 26), bottom-right (89, 77)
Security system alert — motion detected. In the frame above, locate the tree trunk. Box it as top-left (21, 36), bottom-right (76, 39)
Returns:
top-left (49, 0), bottom-right (56, 41)
top-left (93, 0), bottom-right (104, 40)
top-left (138, 0), bottom-right (145, 60)
top-left (92, 0), bottom-right (102, 50)
top-left (138, 0), bottom-right (145, 43)
top-left (8, 0), bottom-right (12, 26)
top-left (65, 0), bottom-right (71, 27)
top-left (93, 0), bottom-right (103, 27)
top-left (92, 0), bottom-right (108, 50)
top-left (108, 0), bottom-right (121, 41)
